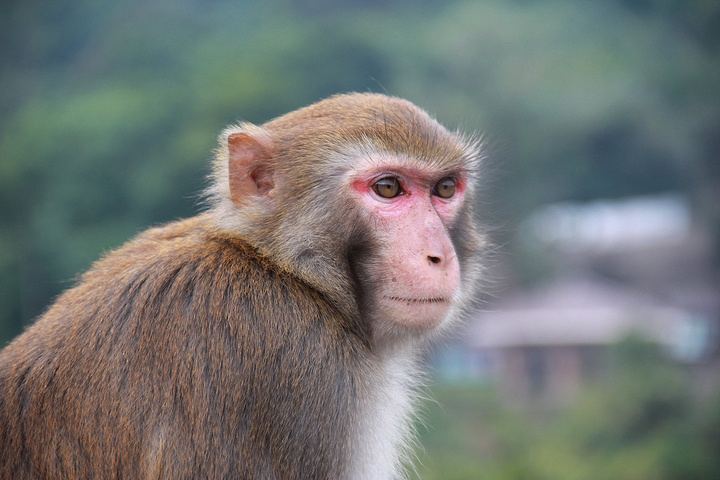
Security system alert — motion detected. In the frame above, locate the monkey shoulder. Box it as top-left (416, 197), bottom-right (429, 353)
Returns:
top-left (66, 214), bottom-right (343, 337)
top-left (81, 214), bottom-right (275, 289)
top-left (1, 214), bottom-right (340, 360)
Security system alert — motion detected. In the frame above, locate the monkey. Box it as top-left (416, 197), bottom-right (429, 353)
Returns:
top-left (0, 93), bottom-right (485, 479)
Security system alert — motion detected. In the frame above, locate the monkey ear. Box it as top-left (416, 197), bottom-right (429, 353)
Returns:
top-left (227, 131), bottom-right (276, 208)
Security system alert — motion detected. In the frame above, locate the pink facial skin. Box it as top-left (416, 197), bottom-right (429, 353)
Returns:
top-left (350, 158), bottom-right (466, 329)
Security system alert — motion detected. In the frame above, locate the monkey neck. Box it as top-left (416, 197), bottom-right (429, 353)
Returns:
top-left (350, 340), bottom-right (426, 478)
top-left (205, 210), bottom-right (368, 340)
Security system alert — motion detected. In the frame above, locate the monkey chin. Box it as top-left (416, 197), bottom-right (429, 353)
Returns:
top-left (380, 295), bottom-right (453, 330)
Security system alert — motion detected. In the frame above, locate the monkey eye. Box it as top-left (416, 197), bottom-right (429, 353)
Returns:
top-left (433, 177), bottom-right (456, 199)
top-left (372, 177), bottom-right (402, 198)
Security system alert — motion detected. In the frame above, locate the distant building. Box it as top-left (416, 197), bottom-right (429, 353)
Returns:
top-left (461, 276), bottom-right (711, 404)
top-left (433, 194), bottom-right (720, 404)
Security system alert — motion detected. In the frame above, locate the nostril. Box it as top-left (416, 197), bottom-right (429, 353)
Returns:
top-left (428, 256), bottom-right (442, 265)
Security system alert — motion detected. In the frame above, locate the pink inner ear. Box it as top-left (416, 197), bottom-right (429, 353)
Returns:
top-left (227, 131), bottom-right (275, 207)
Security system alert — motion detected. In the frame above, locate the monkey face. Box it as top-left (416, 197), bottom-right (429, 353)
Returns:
top-left (348, 153), bottom-right (467, 330)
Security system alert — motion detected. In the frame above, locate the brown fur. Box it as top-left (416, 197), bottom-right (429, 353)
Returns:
top-left (0, 216), bottom-right (357, 478)
top-left (0, 93), bottom-right (484, 479)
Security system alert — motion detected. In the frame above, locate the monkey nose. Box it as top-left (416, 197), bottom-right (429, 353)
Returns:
top-left (427, 255), bottom-right (442, 265)
top-left (423, 242), bottom-right (457, 269)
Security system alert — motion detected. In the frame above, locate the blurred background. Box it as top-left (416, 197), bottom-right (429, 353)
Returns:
top-left (1, 0), bottom-right (719, 478)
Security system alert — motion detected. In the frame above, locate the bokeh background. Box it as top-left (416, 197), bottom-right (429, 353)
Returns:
top-left (2, 1), bottom-right (719, 478)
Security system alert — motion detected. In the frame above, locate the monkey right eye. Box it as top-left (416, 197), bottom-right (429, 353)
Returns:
top-left (372, 177), bottom-right (402, 198)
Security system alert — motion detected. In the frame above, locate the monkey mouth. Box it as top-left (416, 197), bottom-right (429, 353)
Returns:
top-left (385, 296), bottom-right (449, 305)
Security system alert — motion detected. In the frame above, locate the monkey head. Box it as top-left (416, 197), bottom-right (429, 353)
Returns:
top-left (208, 93), bottom-right (485, 344)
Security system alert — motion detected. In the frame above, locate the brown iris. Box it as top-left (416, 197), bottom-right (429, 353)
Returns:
top-left (372, 177), bottom-right (402, 198)
top-left (433, 177), bottom-right (456, 199)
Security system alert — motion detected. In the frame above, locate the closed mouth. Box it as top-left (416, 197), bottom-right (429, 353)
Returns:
top-left (385, 296), bottom-right (449, 304)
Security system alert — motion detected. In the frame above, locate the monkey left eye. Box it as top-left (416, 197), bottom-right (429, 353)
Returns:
top-left (433, 177), bottom-right (456, 199)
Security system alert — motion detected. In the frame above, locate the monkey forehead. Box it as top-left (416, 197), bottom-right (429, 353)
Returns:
top-left (264, 93), bottom-right (479, 170)
top-left (330, 143), bottom-right (475, 184)
top-left (336, 145), bottom-right (469, 183)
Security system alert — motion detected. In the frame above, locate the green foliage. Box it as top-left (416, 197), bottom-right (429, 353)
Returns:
top-left (415, 339), bottom-right (720, 479)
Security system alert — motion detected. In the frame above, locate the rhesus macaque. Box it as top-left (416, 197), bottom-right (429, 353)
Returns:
top-left (0, 93), bottom-right (485, 479)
